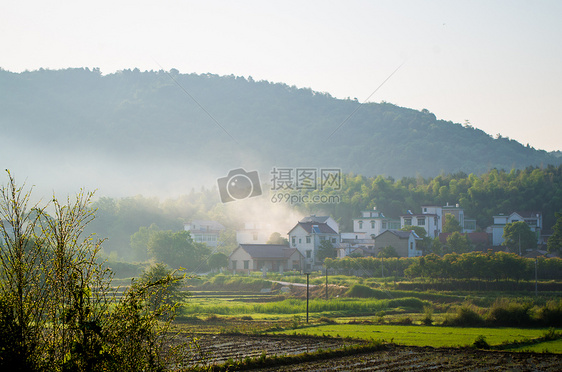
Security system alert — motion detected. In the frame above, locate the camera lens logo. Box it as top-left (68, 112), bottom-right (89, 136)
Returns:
top-left (217, 168), bottom-right (262, 203)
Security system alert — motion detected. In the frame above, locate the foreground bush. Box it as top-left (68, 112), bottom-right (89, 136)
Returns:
top-left (0, 172), bottom-right (187, 371)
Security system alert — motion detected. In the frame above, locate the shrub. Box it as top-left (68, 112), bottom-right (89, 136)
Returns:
top-left (487, 298), bottom-right (533, 327)
top-left (345, 284), bottom-right (387, 298)
top-left (473, 335), bottom-right (490, 349)
top-left (443, 304), bottom-right (485, 327)
top-left (536, 300), bottom-right (562, 327)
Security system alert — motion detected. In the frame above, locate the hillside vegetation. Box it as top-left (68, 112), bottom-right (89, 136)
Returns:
top-left (1, 68), bottom-right (560, 180)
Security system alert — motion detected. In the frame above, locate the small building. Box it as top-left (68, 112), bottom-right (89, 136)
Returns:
top-left (229, 244), bottom-right (304, 273)
top-left (490, 212), bottom-right (542, 246)
top-left (184, 220), bottom-right (225, 248)
top-left (373, 229), bottom-right (422, 258)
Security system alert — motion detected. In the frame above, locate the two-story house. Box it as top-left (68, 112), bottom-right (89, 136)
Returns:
top-left (288, 218), bottom-right (340, 271)
top-left (490, 211), bottom-right (542, 246)
top-left (373, 229), bottom-right (422, 257)
top-left (400, 205), bottom-right (442, 239)
top-left (352, 207), bottom-right (393, 238)
top-left (184, 220), bottom-right (225, 248)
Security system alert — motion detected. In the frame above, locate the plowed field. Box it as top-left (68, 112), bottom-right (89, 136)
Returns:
top-left (184, 334), bottom-right (562, 371)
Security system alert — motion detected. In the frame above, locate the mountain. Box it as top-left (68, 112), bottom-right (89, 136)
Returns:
top-left (0, 68), bottom-right (560, 196)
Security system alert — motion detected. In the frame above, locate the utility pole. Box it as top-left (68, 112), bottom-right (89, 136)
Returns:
top-left (325, 267), bottom-right (328, 300)
top-left (306, 272), bottom-right (310, 323)
top-left (535, 258), bottom-right (538, 297)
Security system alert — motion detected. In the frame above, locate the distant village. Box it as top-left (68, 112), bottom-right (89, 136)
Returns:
top-left (184, 204), bottom-right (550, 274)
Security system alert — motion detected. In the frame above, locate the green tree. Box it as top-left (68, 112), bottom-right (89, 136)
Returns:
top-left (207, 252), bottom-right (228, 272)
top-left (502, 221), bottom-right (537, 254)
top-left (316, 240), bottom-right (336, 262)
top-left (130, 223), bottom-right (160, 261)
top-left (148, 230), bottom-right (210, 270)
top-left (547, 212), bottom-right (562, 254)
top-left (377, 245), bottom-right (399, 258)
top-left (267, 232), bottom-right (289, 245)
top-left (141, 263), bottom-right (187, 311)
top-left (443, 214), bottom-right (462, 233)
top-left (445, 232), bottom-right (472, 254)
top-left (0, 171), bottom-right (188, 371)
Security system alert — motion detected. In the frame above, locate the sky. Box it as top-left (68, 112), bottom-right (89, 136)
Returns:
top-left (2, 0), bottom-right (562, 153)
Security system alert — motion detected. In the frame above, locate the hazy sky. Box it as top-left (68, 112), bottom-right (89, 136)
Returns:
top-left (2, 0), bottom-right (561, 151)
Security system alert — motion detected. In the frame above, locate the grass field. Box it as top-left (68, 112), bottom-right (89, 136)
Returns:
top-left (271, 324), bottom-right (562, 352)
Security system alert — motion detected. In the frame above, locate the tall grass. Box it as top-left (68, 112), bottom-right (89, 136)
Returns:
top-left (182, 297), bottom-right (427, 316)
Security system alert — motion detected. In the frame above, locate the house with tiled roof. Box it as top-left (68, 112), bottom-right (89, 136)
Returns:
top-left (373, 229), bottom-right (422, 258)
top-left (288, 217), bottom-right (340, 271)
top-left (229, 244), bottom-right (304, 274)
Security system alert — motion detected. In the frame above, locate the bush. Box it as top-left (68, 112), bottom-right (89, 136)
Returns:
top-left (487, 298), bottom-right (532, 327)
top-left (443, 304), bottom-right (485, 327)
top-left (346, 284), bottom-right (387, 299)
top-left (473, 335), bottom-right (490, 349)
top-left (536, 300), bottom-right (562, 327)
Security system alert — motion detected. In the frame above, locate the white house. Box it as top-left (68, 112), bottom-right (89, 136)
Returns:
top-left (400, 206), bottom-right (442, 239)
top-left (490, 211), bottom-right (542, 246)
top-left (184, 220), bottom-right (225, 248)
top-left (352, 207), bottom-right (392, 238)
top-left (236, 222), bottom-right (274, 244)
top-left (300, 215), bottom-right (339, 233)
top-left (288, 219), bottom-right (340, 271)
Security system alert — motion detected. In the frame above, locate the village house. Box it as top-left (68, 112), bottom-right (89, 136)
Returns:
top-left (184, 220), bottom-right (225, 248)
top-left (288, 217), bottom-right (340, 271)
top-left (228, 244), bottom-right (303, 274)
top-left (372, 229), bottom-right (422, 258)
top-left (490, 211), bottom-right (543, 246)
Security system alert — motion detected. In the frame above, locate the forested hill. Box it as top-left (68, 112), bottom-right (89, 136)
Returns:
top-left (1, 68), bottom-right (560, 187)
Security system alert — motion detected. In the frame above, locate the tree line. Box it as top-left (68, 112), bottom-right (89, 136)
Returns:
top-left (325, 252), bottom-right (562, 282)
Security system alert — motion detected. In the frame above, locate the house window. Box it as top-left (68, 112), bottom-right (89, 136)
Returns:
top-left (299, 238), bottom-right (302, 244)
top-left (306, 236), bottom-right (311, 244)
top-left (410, 242), bottom-right (413, 250)
top-left (306, 250), bottom-right (312, 258)
top-left (358, 221), bottom-right (363, 229)
top-left (252, 232), bottom-right (258, 241)
top-left (423, 207), bottom-right (427, 213)
top-left (292, 236), bottom-right (296, 246)
top-left (243, 260), bottom-right (249, 269)
top-left (371, 220), bottom-right (375, 229)
top-left (382, 222), bottom-right (387, 229)
top-left (417, 217), bottom-right (425, 226)
top-left (404, 218), bottom-right (411, 225)
top-left (331, 238), bottom-right (337, 243)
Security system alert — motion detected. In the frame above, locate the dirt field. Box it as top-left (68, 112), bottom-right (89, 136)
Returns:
top-left (182, 334), bottom-right (562, 371)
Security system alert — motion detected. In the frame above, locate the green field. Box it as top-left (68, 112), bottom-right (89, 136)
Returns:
top-left (271, 324), bottom-right (562, 351)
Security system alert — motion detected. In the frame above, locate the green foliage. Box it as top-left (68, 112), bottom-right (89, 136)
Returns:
top-left (502, 221), bottom-right (537, 253)
top-left (148, 230), bottom-right (210, 271)
top-left (141, 263), bottom-right (188, 311)
top-left (487, 298), bottom-right (532, 327)
top-left (317, 240), bottom-right (336, 262)
top-left (442, 214), bottom-right (462, 233)
top-left (130, 223), bottom-right (161, 261)
top-left (207, 252), bottom-right (229, 272)
top-left (445, 232), bottom-right (472, 254)
top-left (473, 335), bottom-right (490, 349)
top-left (0, 173), bottom-right (187, 371)
top-left (267, 232), bottom-right (289, 246)
top-left (547, 212), bottom-right (562, 254)
top-left (443, 304), bottom-right (486, 327)
top-left (377, 245), bottom-right (399, 258)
